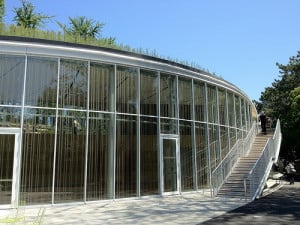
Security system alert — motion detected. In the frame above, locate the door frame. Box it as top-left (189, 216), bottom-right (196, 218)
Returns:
top-left (0, 127), bottom-right (21, 208)
top-left (159, 134), bottom-right (180, 195)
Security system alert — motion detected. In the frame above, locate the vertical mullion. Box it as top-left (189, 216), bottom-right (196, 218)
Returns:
top-left (204, 83), bottom-right (212, 196)
top-left (83, 61), bottom-right (90, 203)
top-left (137, 68), bottom-right (140, 197)
top-left (191, 79), bottom-right (197, 191)
top-left (52, 58), bottom-right (60, 205)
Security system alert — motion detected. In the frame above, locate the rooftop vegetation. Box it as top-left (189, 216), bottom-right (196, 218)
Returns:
top-left (0, 0), bottom-right (218, 77)
top-left (0, 22), bottom-right (212, 75)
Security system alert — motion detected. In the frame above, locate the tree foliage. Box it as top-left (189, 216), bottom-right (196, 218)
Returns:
top-left (58, 16), bottom-right (104, 40)
top-left (0, 0), bottom-right (4, 23)
top-left (260, 51), bottom-right (300, 159)
top-left (13, 0), bottom-right (52, 28)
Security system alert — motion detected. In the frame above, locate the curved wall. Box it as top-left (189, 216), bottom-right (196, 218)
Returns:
top-left (0, 36), bottom-right (257, 206)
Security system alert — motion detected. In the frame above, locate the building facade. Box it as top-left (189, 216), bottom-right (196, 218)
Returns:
top-left (0, 36), bottom-right (257, 207)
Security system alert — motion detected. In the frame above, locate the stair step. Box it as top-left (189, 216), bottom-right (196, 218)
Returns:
top-left (216, 131), bottom-right (274, 197)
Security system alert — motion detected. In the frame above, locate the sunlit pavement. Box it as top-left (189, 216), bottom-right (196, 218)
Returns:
top-left (1, 192), bottom-right (248, 224)
top-left (1, 179), bottom-right (294, 225)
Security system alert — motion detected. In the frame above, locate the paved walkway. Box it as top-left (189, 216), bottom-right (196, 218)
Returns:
top-left (0, 192), bottom-right (248, 224)
top-left (0, 179), bottom-right (296, 224)
top-left (200, 181), bottom-right (300, 225)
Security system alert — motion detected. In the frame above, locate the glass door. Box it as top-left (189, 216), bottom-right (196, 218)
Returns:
top-left (0, 128), bottom-right (20, 208)
top-left (160, 136), bottom-right (180, 194)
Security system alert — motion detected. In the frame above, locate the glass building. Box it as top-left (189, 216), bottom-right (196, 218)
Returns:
top-left (0, 36), bottom-right (257, 207)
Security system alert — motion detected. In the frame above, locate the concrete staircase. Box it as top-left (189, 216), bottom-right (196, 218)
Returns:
top-left (217, 133), bottom-right (273, 198)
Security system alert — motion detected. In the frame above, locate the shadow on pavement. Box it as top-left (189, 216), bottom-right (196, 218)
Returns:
top-left (199, 180), bottom-right (300, 225)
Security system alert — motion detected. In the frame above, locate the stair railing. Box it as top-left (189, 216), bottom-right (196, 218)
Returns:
top-left (244, 119), bottom-right (282, 201)
top-left (211, 121), bottom-right (257, 197)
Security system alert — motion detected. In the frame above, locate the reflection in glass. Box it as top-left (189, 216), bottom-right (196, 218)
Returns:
top-left (218, 88), bottom-right (227, 125)
top-left (87, 113), bottom-right (114, 200)
top-left (0, 106), bottom-right (21, 127)
top-left (241, 99), bottom-right (246, 130)
top-left (209, 124), bottom-right (220, 171)
top-left (0, 54), bottom-right (25, 105)
top-left (54, 110), bottom-right (87, 203)
top-left (163, 139), bottom-right (177, 192)
top-left (229, 128), bottom-right (236, 149)
top-left (140, 70), bottom-right (158, 116)
top-left (220, 125), bottom-right (229, 159)
top-left (0, 134), bottom-right (14, 205)
top-left (140, 116), bottom-right (158, 195)
top-left (115, 115), bottom-right (137, 198)
top-left (194, 81), bottom-right (206, 122)
top-left (20, 108), bottom-right (56, 205)
top-left (235, 95), bottom-right (241, 129)
top-left (195, 122), bottom-right (208, 188)
top-left (178, 78), bottom-right (192, 120)
top-left (227, 92), bottom-right (235, 127)
top-left (89, 63), bottom-right (115, 112)
top-left (180, 121), bottom-right (194, 191)
top-left (25, 57), bottom-right (58, 107)
top-left (207, 85), bottom-right (217, 123)
top-left (160, 118), bottom-right (177, 134)
top-left (160, 73), bottom-right (177, 118)
top-left (116, 66), bottom-right (138, 114)
top-left (59, 59), bottom-right (88, 109)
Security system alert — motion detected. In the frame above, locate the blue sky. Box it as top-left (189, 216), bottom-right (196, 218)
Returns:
top-left (3, 0), bottom-right (300, 101)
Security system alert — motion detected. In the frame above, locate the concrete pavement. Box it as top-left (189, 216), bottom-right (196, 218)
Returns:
top-left (0, 179), bottom-right (292, 224)
top-left (1, 191), bottom-right (248, 224)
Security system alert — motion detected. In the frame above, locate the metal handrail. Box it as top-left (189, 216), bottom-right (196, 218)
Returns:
top-left (244, 119), bottom-right (282, 201)
top-left (211, 121), bottom-right (257, 196)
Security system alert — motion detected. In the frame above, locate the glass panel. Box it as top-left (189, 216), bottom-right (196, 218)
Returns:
top-left (229, 128), bottom-right (236, 149)
top-left (178, 78), bottom-right (192, 120)
top-left (20, 108), bottom-right (56, 205)
top-left (163, 139), bottom-right (177, 192)
top-left (235, 95), bottom-right (241, 128)
top-left (245, 103), bottom-right (250, 130)
top-left (140, 116), bottom-right (158, 195)
top-left (194, 81), bottom-right (205, 122)
top-left (58, 59), bottom-right (88, 109)
top-left (160, 118), bottom-right (177, 134)
top-left (115, 115), bottom-right (137, 198)
top-left (116, 66), bottom-right (138, 114)
top-left (160, 73), bottom-right (177, 118)
top-left (25, 57), bottom-right (58, 107)
top-left (54, 110), bottom-right (87, 203)
top-left (0, 54), bottom-right (25, 106)
top-left (87, 112), bottom-right (114, 201)
top-left (227, 92), bottom-right (235, 127)
top-left (220, 126), bottom-right (229, 159)
top-left (241, 98), bottom-right (246, 130)
top-left (89, 63), bottom-right (115, 112)
top-left (208, 124), bottom-right (220, 171)
top-left (0, 134), bottom-right (14, 205)
top-left (207, 85), bottom-right (217, 123)
top-left (195, 122), bottom-right (208, 188)
top-left (0, 106), bottom-right (21, 127)
top-left (218, 89), bottom-right (227, 125)
top-left (179, 121), bottom-right (193, 191)
top-left (140, 70), bottom-right (158, 116)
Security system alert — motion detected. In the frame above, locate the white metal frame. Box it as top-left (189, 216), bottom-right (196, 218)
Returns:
top-left (0, 127), bottom-right (21, 208)
top-left (159, 134), bottom-right (180, 195)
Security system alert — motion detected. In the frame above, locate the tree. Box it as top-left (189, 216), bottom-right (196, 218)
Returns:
top-left (13, 0), bottom-right (52, 29)
top-left (0, 0), bottom-right (4, 23)
top-left (58, 16), bottom-right (104, 40)
top-left (259, 51), bottom-right (300, 159)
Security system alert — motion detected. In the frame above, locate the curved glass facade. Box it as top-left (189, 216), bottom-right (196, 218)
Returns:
top-left (0, 37), bottom-right (257, 207)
